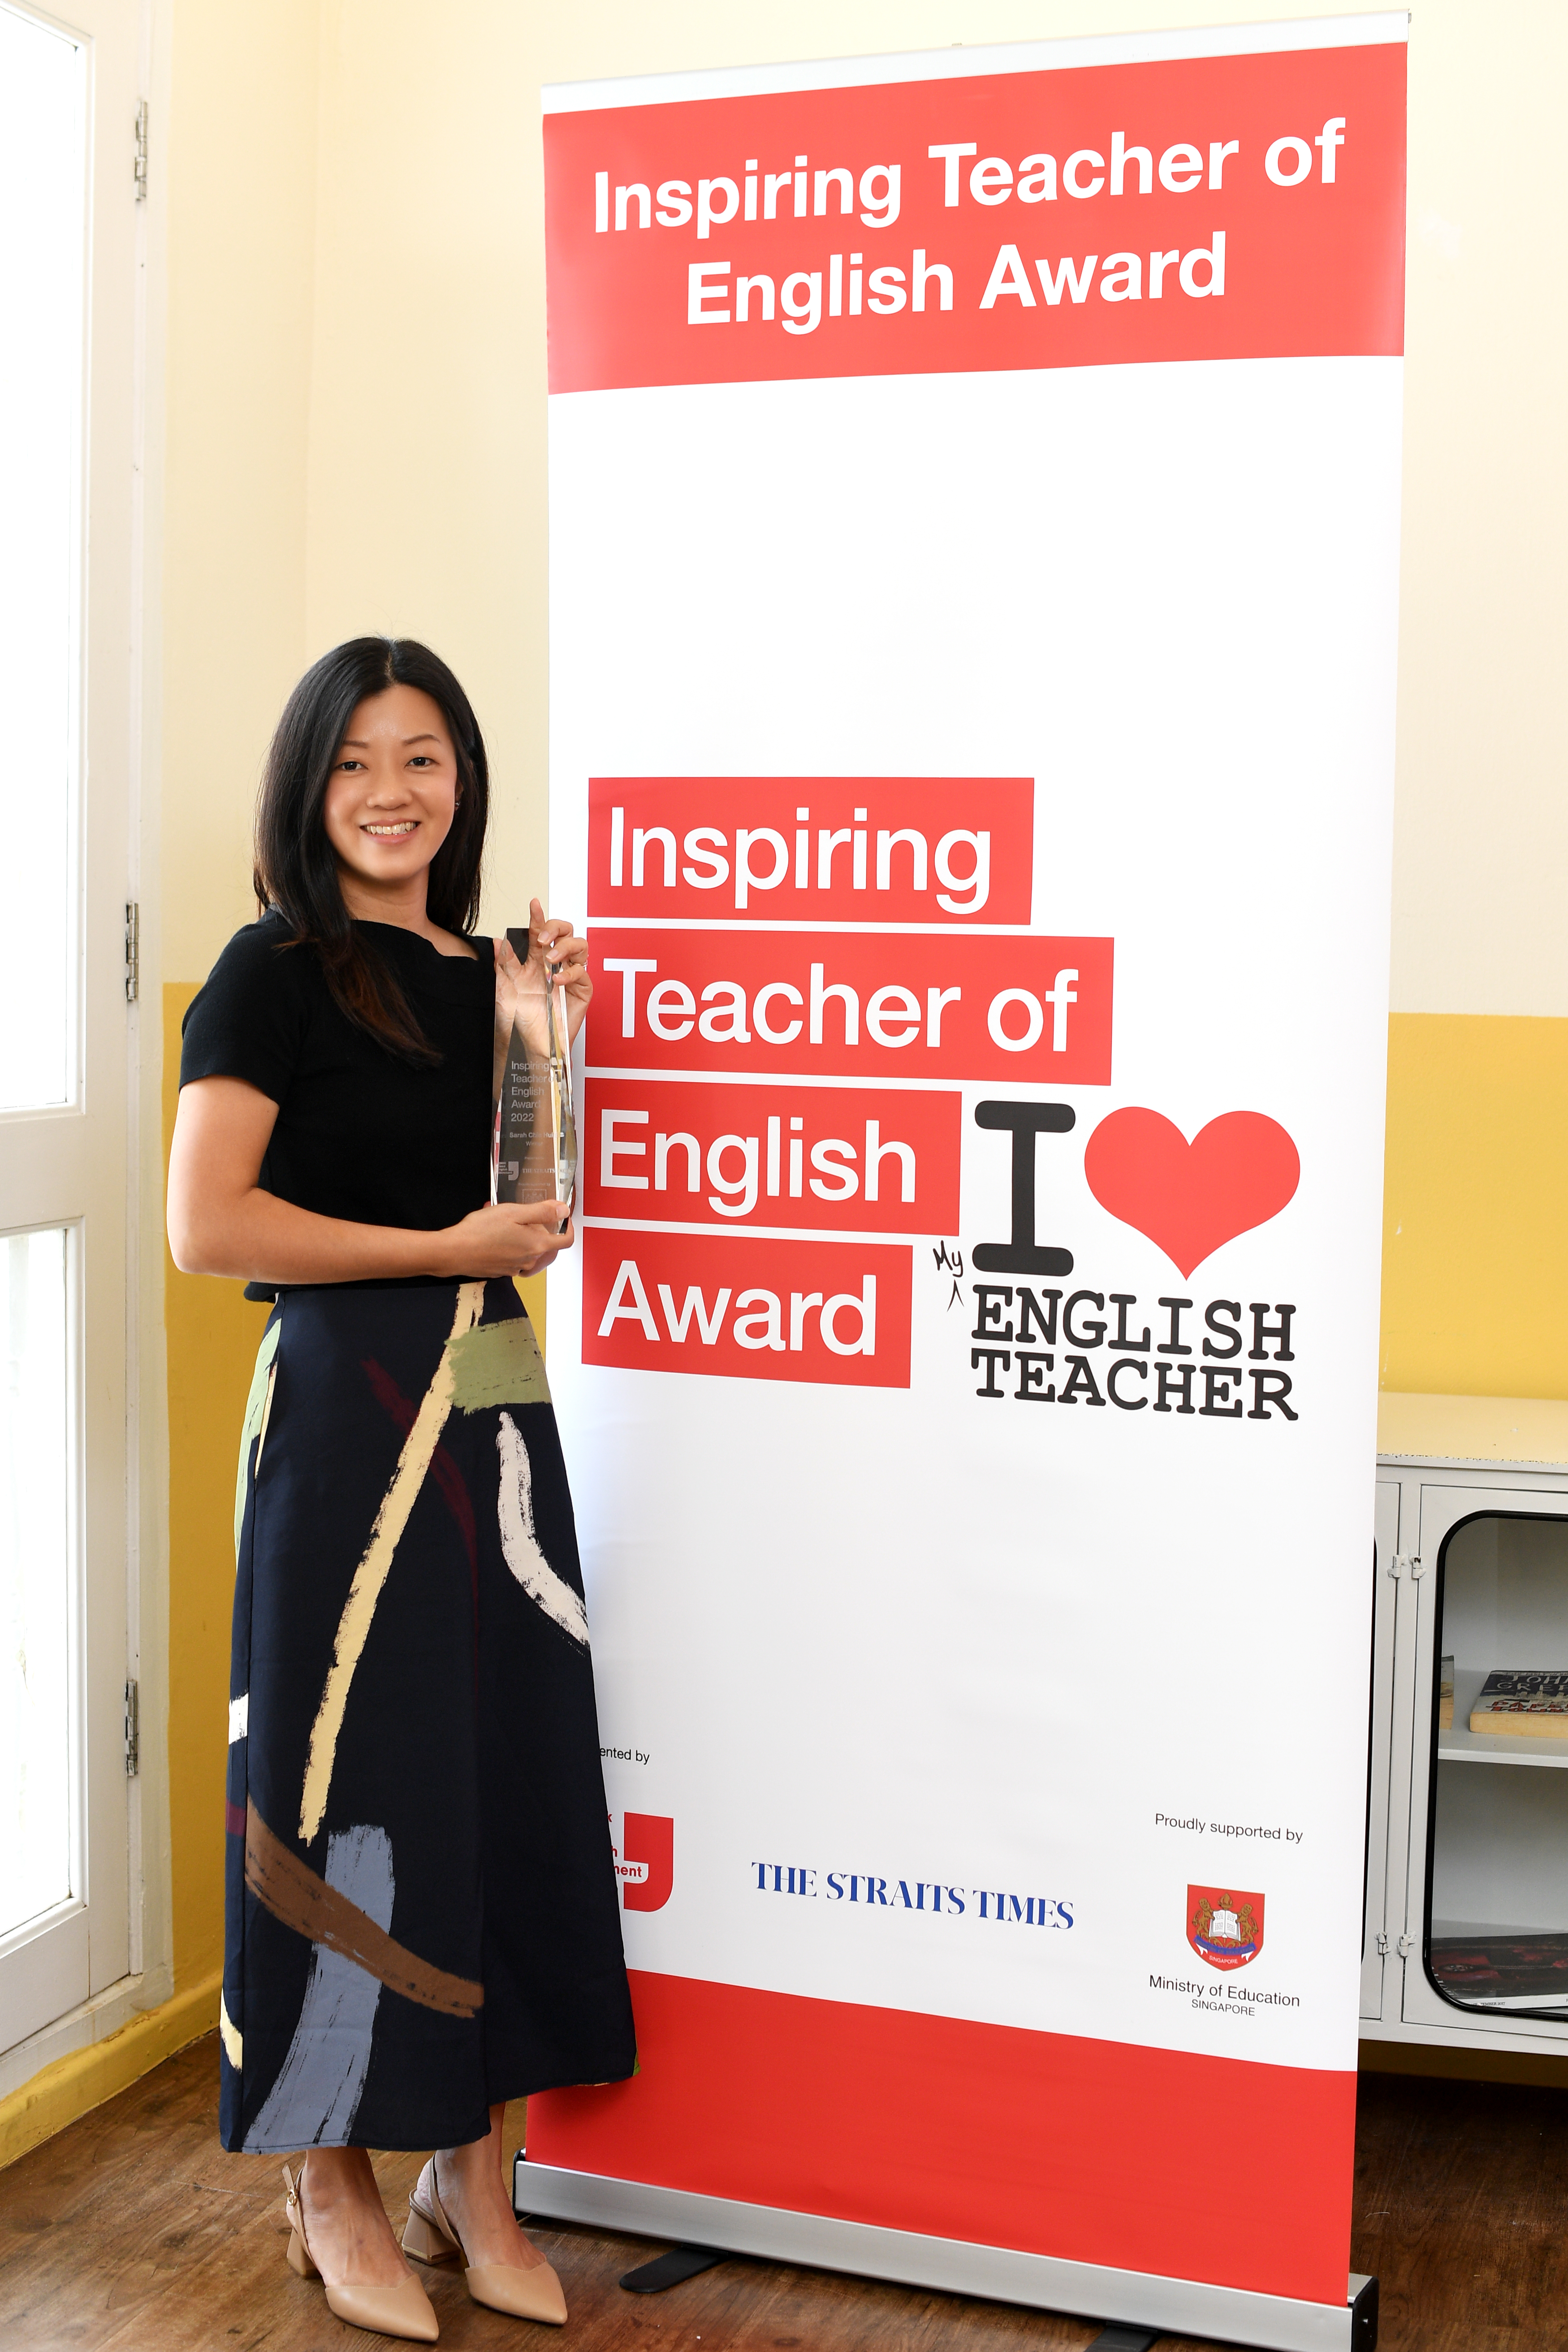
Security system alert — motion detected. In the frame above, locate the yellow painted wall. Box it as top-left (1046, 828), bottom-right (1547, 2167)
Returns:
top-left (162, 986), bottom-right (271, 1989)
top-left (1382, 1015), bottom-right (1568, 1399)
top-left (152, 991), bottom-right (1568, 2023)
top-left (142, 0), bottom-right (324, 2036)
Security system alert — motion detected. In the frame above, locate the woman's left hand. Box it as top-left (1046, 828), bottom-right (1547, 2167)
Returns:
top-left (522, 896), bottom-right (591, 1045)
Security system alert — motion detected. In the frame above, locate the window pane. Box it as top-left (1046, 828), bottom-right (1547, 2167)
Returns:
top-left (0, 9), bottom-right (84, 1112)
top-left (0, 1227), bottom-right (72, 1938)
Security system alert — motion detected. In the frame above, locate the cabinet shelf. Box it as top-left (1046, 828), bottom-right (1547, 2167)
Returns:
top-left (1438, 1667), bottom-right (1568, 1769)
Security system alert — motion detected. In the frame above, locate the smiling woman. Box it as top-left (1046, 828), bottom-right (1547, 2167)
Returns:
top-left (163, 639), bottom-right (632, 2342)
top-left (251, 639), bottom-right (491, 1066)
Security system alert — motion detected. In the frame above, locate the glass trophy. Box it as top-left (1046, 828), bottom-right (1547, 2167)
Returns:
top-left (492, 927), bottom-right (578, 1219)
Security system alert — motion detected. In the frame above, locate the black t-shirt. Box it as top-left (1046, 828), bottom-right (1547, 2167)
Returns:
top-left (180, 912), bottom-right (495, 1290)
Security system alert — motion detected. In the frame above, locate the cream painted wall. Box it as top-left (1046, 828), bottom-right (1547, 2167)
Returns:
top-left (278, 0), bottom-right (1568, 1017)
top-left (161, 0), bottom-right (321, 981)
top-left (153, 0), bottom-right (1568, 1013)
top-left (0, 0), bottom-right (1530, 2177)
top-left (1388, 2), bottom-right (1568, 1016)
top-left (151, 1), bottom-right (1568, 1020)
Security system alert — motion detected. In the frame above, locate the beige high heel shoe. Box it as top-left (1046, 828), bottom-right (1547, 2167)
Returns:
top-left (404, 2155), bottom-right (567, 2325)
top-left (281, 2162), bottom-right (440, 2342)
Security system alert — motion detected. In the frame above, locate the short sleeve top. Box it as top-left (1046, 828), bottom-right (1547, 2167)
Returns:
top-left (179, 912), bottom-right (496, 1286)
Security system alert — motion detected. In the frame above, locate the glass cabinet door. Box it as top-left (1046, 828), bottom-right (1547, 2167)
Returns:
top-left (1403, 1488), bottom-right (1568, 2036)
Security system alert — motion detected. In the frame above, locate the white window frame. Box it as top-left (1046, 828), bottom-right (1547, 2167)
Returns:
top-left (0, 0), bottom-right (167, 2092)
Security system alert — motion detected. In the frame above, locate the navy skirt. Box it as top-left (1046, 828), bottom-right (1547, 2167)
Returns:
top-left (219, 1277), bottom-right (635, 2153)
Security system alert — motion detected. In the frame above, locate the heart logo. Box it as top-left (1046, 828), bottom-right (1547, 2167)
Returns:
top-left (1082, 1109), bottom-right (1300, 1278)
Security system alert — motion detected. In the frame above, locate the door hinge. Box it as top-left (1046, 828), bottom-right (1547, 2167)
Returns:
top-left (1396, 1931), bottom-right (1414, 1959)
top-left (125, 901), bottom-right (139, 1001)
top-left (1375, 1930), bottom-right (1389, 1956)
top-left (134, 100), bottom-right (148, 201)
top-left (1388, 1551), bottom-right (1422, 1580)
top-left (124, 1678), bottom-right (140, 1777)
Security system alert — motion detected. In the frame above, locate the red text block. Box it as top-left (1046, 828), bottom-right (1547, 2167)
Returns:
top-left (583, 1227), bottom-right (913, 1388)
top-left (587, 927), bottom-right (1112, 1084)
top-left (544, 43), bottom-right (1406, 393)
top-left (588, 777), bottom-right (1032, 924)
top-left (583, 1077), bottom-right (961, 1236)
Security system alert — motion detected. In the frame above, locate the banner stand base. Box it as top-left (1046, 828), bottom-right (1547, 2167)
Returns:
top-left (512, 2155), bottom-right (1378, 2352)
top-left (619, 2245), bottom-right (728, 2294)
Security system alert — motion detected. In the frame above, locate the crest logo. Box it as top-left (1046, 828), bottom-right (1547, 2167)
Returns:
top-left (1188, 1884), bottom-right (1264, 1971)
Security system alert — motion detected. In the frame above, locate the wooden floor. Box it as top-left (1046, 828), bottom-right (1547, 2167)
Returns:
top-left (0, 2037), bottom-right (1564, 2350)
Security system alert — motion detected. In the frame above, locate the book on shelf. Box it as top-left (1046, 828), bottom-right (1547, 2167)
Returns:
top-left (1439, 1655), bottom-right (1454, 1731)
top-left (1469, 1670), bottom-right (1568, 1737)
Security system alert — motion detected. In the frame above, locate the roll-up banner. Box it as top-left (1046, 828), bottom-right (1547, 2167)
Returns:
top-left (528, 18), bottom-right (1404, 2348)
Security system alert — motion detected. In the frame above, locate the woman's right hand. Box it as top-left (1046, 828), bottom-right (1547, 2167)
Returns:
top-left (433, 1200), bottom-right (575, 1279)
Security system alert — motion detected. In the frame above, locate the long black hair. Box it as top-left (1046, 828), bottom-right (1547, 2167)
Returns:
top-left (253, 636), bottom-right (489, 1062)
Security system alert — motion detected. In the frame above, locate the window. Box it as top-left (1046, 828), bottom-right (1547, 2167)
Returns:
top-left (0, 0), bottom-right (140, 2067)
top-left (0, 0), bottom-right (82, 1113)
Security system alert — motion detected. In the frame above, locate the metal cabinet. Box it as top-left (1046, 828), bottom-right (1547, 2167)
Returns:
top-left (1365, 1448), bottom-right (1568, 2056)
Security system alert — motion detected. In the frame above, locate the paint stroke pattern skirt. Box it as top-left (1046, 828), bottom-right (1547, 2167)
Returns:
top-left (219, 1278), bottom-right (635, 2153)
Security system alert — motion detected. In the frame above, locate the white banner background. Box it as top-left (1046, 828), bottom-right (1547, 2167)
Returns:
top-left (533, 18), bottom-right (1405, 2318)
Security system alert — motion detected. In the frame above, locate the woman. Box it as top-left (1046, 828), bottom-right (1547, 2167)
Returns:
top-left (167, 637), bottom-right (634, 2341)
